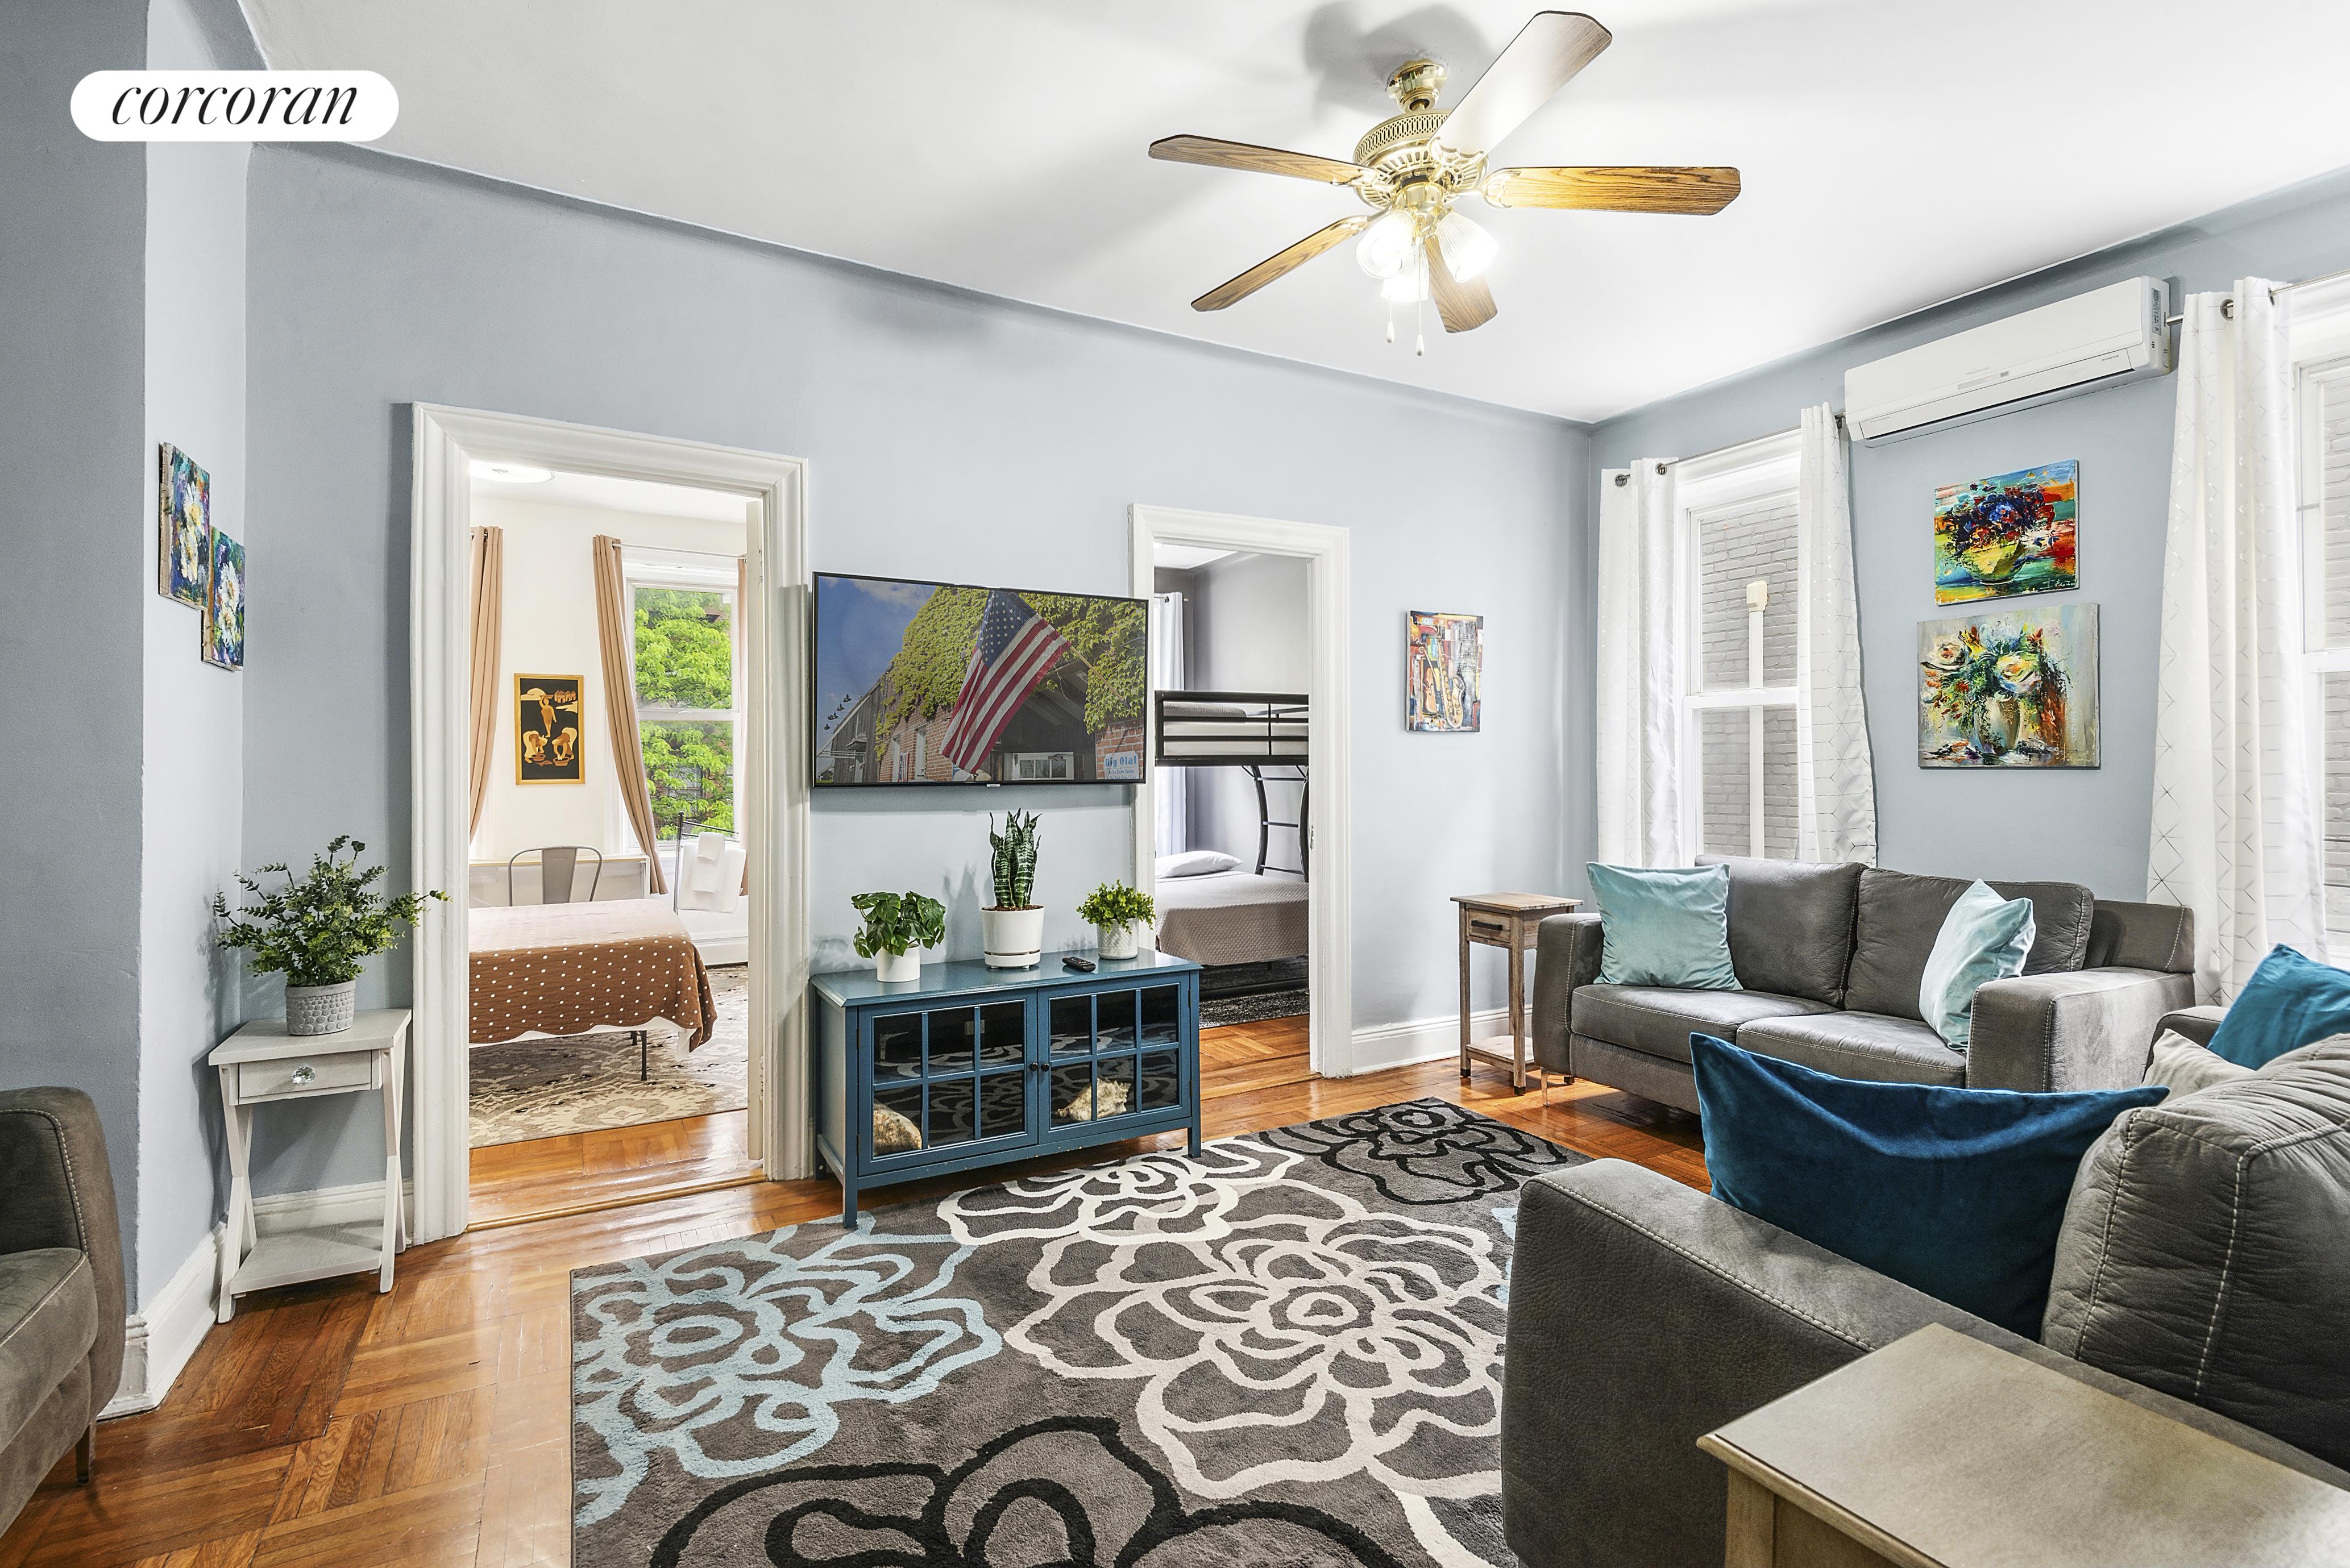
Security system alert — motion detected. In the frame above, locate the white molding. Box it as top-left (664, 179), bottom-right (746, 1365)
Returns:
top-left (1348, 1007), bottom-right (1510, 1076)
top-left (101, 1230), bottom-right (220, 1420)
top-left (1129, 504), bottom-right (1353, 1077)
top-left (409, 405), bottom-right (813, 1243)
top-left (252, 1176), bottom-right (417, 1234)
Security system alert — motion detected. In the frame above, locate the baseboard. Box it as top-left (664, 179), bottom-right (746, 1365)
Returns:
top-left (1344, 1007), bottom-right (1510, 1076)
top-left (252, 1176), bottom-right (417, 1235)
top-left (101, 1229), bottom-right (219, 1420)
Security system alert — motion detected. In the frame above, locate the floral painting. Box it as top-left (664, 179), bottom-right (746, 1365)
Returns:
top-left (1407, 611), bottom-right (1481, 733)
top-left (1919, 604), bottom-right (2097, 768)
top-left (1933, 460), bottom-right (2077, 603)
top-left (157, 443), bottom-right (211, 608)
top-left (201, 530), bottom-right (244, 671)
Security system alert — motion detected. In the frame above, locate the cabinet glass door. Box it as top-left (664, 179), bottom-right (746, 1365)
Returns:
top-left (1048, 983), bottom-right (1186, 1132)
top-left (867, 1000), bottom-right (1036, 1163)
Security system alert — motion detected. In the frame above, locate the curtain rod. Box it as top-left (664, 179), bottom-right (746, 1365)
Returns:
top-left (2162, 263), bottom-right (2350, 325)
top-left (1644, 419), bottom-right (1839, 476)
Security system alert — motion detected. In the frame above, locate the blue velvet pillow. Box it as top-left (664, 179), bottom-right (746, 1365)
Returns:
top-left (1587, 863), bottom-right (1740, 990)
top-left (2206, 945), bottom-right (2350, 1068)
top-left (1690, 1034), bottom-right (2165, 1336)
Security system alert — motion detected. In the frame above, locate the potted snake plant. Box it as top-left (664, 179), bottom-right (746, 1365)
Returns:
top-left (852, 889), bottom-right (946, 983)
top-left (981, 810), bottom-right (1044, 968)
top-left (1077, 880), bottom-right (1156, 960)
top-left (213, 837), bottom-right (445, 1035)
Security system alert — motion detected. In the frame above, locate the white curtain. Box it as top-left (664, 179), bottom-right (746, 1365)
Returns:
top-left (2146, 281), bottom-right (2328, 1001)
top-left (1793, 404), bottom-right (1879, 864)
top-left (1149, 590), bottom-right (1190, 857)
top-left (1595, 462), bottom-right (1688, 866)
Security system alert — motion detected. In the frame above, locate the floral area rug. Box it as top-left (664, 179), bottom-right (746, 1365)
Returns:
top-left (570, 1099), bottom-right (1582, 1566)
top-left (470, 965), bottom-right (746, 1147)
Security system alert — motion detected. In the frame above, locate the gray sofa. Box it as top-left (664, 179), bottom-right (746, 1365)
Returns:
top-left (1, 1089), bottom-right (124, 1533)
top-left (1531, 856), bottom-right (2197, 1108)
top-left (1501, 1035), bottom-right (2350, 1567)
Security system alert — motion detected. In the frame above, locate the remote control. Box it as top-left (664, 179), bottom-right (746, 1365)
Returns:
top-left (1062, 955), bottom-right (1097, 972)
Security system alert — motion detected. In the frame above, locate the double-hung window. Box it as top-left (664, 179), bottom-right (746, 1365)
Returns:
top-left (2291, 280), bottom-right (2350, 958)
top-left (626, 550), bottom-right (741, 843)
top-left (1679, 431), bottom-right (1801, 859)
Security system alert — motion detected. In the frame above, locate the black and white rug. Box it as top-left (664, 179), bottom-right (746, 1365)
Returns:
top-left (571, 1099), bottom-right (1583, 1566)
top-left (1201, 987), bottom-right (1310, 1028)
top-left (469, 964), bottom-right (748, 1147)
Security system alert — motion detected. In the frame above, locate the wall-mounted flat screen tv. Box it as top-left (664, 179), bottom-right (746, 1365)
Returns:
top-left (813, 572), bottom-right (1148, 787)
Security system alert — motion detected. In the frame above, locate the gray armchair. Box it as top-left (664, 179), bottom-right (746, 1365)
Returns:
top-left (0, 1088), bottom-right (125, 1532)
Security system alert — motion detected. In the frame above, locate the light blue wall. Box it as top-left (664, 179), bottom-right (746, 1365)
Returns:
top-left (1588, 167), bottom-right (2350, 899)
top-left (239, 147), bottom-right (1589, 1195)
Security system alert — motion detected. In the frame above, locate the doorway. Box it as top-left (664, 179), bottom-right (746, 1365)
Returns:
top-left (409, 406), bottom-right (809, 1242)
top-left (1128, 505), bottom-right (1352, 1077)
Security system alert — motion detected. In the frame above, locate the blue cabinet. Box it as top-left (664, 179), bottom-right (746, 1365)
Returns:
top-left (811, 952), bottom-right (1202, 1225)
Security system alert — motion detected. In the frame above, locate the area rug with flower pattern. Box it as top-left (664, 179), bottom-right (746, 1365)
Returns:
top-left (571, 1098), bottom-right (1583, 1566)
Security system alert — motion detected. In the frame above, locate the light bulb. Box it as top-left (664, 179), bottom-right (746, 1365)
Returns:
top-left (1435, 210), bottom-right (1497, 282)
top-left (1379, 240), bottom-right (1430, 304)
top-left (1356, 210), bottom-right (1416, 280)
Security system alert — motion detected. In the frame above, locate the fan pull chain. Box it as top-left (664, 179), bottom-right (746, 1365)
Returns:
top-left (1415, 298), bottom-right (1426, 357)
top-left (1386, 302), bottom-right (1395, 346)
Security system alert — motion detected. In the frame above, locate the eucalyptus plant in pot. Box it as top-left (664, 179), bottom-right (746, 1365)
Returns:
top-left (851, 889), bottom-right (946, 983)
top-left (213, 837), bottom-right (445, 1035)
top-left (981, 810), bottom-right (1043, 969)
top-left (1077, 880), bottom-right (1156, 961)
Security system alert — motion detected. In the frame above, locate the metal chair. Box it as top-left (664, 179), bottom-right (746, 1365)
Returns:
top-left (506, 845), bottom-right (604, 905)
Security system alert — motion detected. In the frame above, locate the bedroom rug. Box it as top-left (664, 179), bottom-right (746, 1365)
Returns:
top-left (570, 1098), bottom-right (1583, 1567)
top-left (469, 964), bottom-right (746, 1147)
top-left (1201, 985), bottom-right (1310, 1028)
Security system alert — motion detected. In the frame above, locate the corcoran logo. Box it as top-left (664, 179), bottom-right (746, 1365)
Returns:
top-left (72, 70), bottom-right (398, 142)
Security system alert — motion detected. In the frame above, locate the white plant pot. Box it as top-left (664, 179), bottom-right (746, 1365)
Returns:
top-left (1096, 921), bottom-right (1141, 960)
top-left (284, 980), bottom-right (357, 1037)
top-left (874, 948), bottom-right (922, 983)
top-left (982, 906), bottom-right (1044, 969)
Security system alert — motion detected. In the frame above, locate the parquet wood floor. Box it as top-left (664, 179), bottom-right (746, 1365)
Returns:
top-left (1, 1018), bottom-right (1703, 1567)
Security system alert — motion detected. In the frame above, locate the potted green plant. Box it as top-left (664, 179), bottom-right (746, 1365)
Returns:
top-left (851, 889), bottom-right (946, 983)
top-left (981, 810), bottom-right (1043, 969)
top-left (1077, 880), bottom-right (1156, 960)
top-left (213, 837), bottom-right (446, 1036)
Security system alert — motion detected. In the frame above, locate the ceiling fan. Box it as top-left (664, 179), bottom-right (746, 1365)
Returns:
top-left (1149, 11), bottom-right (1739, 348)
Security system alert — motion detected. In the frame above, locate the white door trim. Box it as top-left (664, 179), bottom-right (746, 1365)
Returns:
top-left (1127, 505), bottom-right (1353, 1076)
top-left (408, 404), bottom-right (812, 1243)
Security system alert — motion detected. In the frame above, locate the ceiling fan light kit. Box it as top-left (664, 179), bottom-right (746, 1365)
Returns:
top-left (1149, 10), bottom-right (1740, 343)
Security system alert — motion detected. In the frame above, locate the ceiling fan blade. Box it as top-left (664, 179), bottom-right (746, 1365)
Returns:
top-left (1426, 239), bottom-right (1497, 334)
top-left (1192, 217), bottom-right (1371, 311)
top-left (1485, 165), bottom-right (1742, 214)
top-left (1433, 11), bottom-right (1612, 159)
top-left (1151, 134), bottom-right (1366, 186)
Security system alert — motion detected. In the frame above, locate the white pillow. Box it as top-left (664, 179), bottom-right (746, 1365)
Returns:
top-left (1156, 851), bottom-right (1241, 879)
top-left (2143, 1030), bottom-right (2256, 1099)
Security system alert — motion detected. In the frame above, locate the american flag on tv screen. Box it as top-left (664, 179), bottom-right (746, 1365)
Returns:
top-left (940, 589), bottom-right (1072, 772)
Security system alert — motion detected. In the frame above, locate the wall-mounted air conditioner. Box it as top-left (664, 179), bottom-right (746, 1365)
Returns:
top-left (1843, 276), bottom-right (2172, 443)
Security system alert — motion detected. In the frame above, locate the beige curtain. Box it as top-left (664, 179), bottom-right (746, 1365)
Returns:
top-left (736, 552), bottom-right (751, 896)
top-left (467, 526), bottom-right (504, 838)
top-left (593, 535), bottom-right (667, 893)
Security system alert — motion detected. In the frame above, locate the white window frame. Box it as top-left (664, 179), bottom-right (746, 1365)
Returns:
top-left (1677, 429), bottom-right (1802, 859)
top-left (624, 547), bottom-right (744, 845)
top-left (2289, 277), bottom-right (2350, 957)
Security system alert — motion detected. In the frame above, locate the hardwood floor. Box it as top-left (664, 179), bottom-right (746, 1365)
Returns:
top-left (468, 1113), bottom-right (756, 1228)
top-left (1, 1017), bottom-right (1702, 1567)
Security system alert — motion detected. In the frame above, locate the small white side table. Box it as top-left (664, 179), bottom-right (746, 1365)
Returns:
top-left (209, 1009), bottom-right (410, 1322)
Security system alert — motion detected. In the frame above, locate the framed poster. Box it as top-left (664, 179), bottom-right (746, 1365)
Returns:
top-left (516, 674), bottom-right (585, 784)
top-left (1407, 611), bottom-right (1482, 733)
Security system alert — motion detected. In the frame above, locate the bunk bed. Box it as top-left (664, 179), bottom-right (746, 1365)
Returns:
top-left (1151, 692), bottom-right (1309, 983)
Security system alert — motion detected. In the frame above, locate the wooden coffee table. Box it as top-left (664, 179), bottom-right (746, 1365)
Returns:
top-left (1698, 1324), bottom-right (2350, 1567)
top-left (1453, 892), bottom-right (1580, 1092)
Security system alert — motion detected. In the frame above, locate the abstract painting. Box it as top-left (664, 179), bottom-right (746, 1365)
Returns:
top-left (201, 530), bottom-right (244, 671)
top-left (1407, 611), bottom-right (1481, 733)
top-left (516, 673), bottom-right (585, 784)
top-left (158, 443), bottom-right (211, 608)
top-left (1933, 460), bottom-right (2077, 603)
top-left (1919, 603), bottom-right (2098, 768)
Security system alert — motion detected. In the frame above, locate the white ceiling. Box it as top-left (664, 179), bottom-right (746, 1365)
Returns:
top-left (248, 1), bottom-right (2350, 421)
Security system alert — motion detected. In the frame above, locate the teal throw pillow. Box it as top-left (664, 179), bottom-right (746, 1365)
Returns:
top-left (1691, 1033), bottom-right (2165, 1336)
top-left (1588, 863), bottom-right (1739, 990)
top-left (1918, 880), bottom-right (2036, 1050)
top-left (2206, 945), bottom-right (2350, 1067)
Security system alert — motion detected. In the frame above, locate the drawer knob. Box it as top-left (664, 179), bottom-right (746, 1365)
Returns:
top-left (290, 1063), bottom-right (316, 1087)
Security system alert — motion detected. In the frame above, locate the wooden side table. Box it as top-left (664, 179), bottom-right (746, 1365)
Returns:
top-left (209, 1009), bottom-right (410, 1322)
top-left (1698, 1324), bottom-right (2350, 1567)
top-left (1453, 892), bottom-right (1580, 1092)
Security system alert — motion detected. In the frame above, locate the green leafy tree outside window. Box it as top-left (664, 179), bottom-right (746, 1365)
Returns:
top-left (634, 587), bottom-right (736, 834)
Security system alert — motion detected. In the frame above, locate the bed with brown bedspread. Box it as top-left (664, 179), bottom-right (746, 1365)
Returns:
top-left (1153, 870), bottom-right (1308, 968)
top-left (467, 897), bottom-right (715, 1047)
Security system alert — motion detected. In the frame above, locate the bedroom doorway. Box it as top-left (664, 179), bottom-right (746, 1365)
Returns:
top-left (409, 407), bottom-right (809, 1243)
top-left (1129, 506), bottom-right (1352, 1078)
